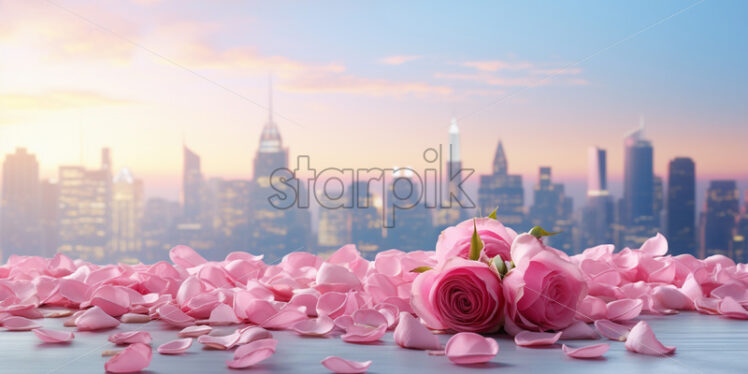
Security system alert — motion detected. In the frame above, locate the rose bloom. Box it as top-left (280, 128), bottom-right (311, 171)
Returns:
top-left (503, 233), bottom-right (587, 332)
top-left (435, 217), bottom-right (517, 264)
top-left (411, 257), bottom-right (504, 333)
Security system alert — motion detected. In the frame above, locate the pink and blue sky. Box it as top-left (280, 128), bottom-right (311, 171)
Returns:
top-left (1, 0), bottom-right (746, 204)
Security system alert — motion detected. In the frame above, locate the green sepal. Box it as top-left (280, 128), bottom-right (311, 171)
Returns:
top-left (469, 219), bottom-right (484, 261)
top-left (488, 207), bottom-right (498, 220)
top-left (529, 226), bottom-right (560, 239)
top-left (492, 256), bottom-right (508, 278)
top-left (410, 266), bottom-right (432, 273)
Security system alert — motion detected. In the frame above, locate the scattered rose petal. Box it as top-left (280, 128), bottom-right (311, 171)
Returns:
top-left (2, 316), bottom-right (41, 331)
top-left (606, 299), bottom-right (643, 321)
top-left (104, 342), bottom-right (152, 373)
top-left (292, 316), bottom-right (335, 336)
top-left (321, 356), bottom-right (372, 373)
top-left (718, 297), bottom-right (748, 320)
top-left (445, 332), bottom-right (499, 365)
top-left (197, 331), bottom-right (240, 350)
top-left (43, 309), bottom-right (74, 319)
top-left (237, 326), bottom-right (273, 345)
top-left (625, 321), bottom-right (676, 356)
top-left (341, 323), bottom-right (387, 343)
top-left (157, 338), bottom-right (193, 355)
top-left (120, 313), bottom-right (150, 323)
top-left (157, 304), bottom-right (195, 328)
top-left (514, 331), bottom-right (562, 347)
top-left (562, 343), bottom-right (610, 359)
top-left (207, 303), bottom-right (240, 325)
top-left (393, 312), bottom-right (441, 350)
top-left (108, 331), bottom-right (152, 345)
top-left (75, 306), bottom-right (120, 331)
top-left (33, 328), bottom-right (75, 343)
top-left (234, 338), bottom-right (278, 359)
top-left (594, 319), bottom-right (631, 341)
top-left (560, 321), bottom-right (600, 340)
top-left (179, 325), bottom-right (212, 338)
top-left (226, 340), bottom-right (276, 370)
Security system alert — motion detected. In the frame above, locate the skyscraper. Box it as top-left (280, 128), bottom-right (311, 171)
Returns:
top-left (216, 179), bottom-right (251, 253)
top-left (349, 181), bottom-right (383, 256)
top-left (248, 80), bottom-right (310, 257)
top-left (383, 168), bottom-right (435, 252)
top-left (582, 147), bottom-right (614, 248)
top-left (528, 167), bottom-right (574, 253)
top-left (435, 118), bottom-right (468, 229)
top-left (57, 149), bottom-right (112, 262)
top-left (142, 197), bottom-right (180, 261)
top-left (182, 145), bottom-right (203, 222)
top-left (666, 157), bottom-right (695, 256)
top-left (317, 195), bottom-right (351, 250)
top-left (701, 180), bottom-right (739, 258)
top-left (40, 179), bottom-right (59, 257)
top-left (733, 194), bottom-right (748, 263)
top-left (621, 124), bottom-right (657, 247)
top-left (0, 148), bottom-right (41, 258)
top-left (478, 141), bottom-right (525, 228)
top-left (110, 168), bottom-right (144, 259)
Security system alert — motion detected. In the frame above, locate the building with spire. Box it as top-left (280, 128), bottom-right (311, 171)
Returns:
top-left (478, 140), bottom-right (525, 229)
top-left (248, 78), bottom-right (310, 257)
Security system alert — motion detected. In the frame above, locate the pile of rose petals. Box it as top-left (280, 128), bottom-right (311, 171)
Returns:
top-left (0, 229), bottom-right (746, 372)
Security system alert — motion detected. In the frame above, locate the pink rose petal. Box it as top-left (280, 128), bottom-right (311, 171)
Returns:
top-left (606, 299), bottom-right (643, 321)
top-left (197, 331), bottom-right (240, 350)
top-left (445, 332), bottom-right (499, 365)
top-left (104, 342), bottom-right (152, 373)
top-left (261, 305), bottom-right (308, 330)
top-left (234, 338), bottom-right (278, 359)
top-left (718, 297), bottom-right (748, 320)
top-left (178, 325), bottom-right (212, 338)
top-left (157, 338), bottom-right (193, 355)
top-left (226, 348), bottom-right (275, 369)
top-left (120, 313), bottom-right (150, 324)
top-left (577, 295), bottom-right (607, 323)
top-left (157, 304), bottom-right (195, 328)
top-left (594, 319), bottom-right (630, 341)
top-left (315, 262), bottom-right (363, 293)
top-left (321, 356), bottom-right (372, 374)
top-left (514, 331), bottom-right (562, 347)
top-left (33, 328), bottom-right (75, 343)
top-left (560, 321), bottom-right (600, 340)
top-left (341, 323), bottom-right (387, 343)
top-left (625, 320), bottom-right (676, 356)
top-left (169, 245), bottom-right (207, 269)
top-left (292, 316), bottom-right (335, 336)
top-left (2, 316), bottom-right (41, 331)
top-left (90, 285), bottom-right (131, 317)
top-left (237, 326), bottom-right (273, 345)
top-left (393, 312), bottom-right (441, 350)
top-left (562, 343), bottom-right (610, 359)
top-left (108, 331), bottom-right (152, 345)
top-left (75, 306), bottom-right (120, 331)
top-left (207, 303), bottom-right (240, 325)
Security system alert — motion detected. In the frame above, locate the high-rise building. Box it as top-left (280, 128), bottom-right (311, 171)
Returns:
top-left (528, 167), bottom-right (574, 253)
top-left (40, 179), bottom-right (59, 257)
top-left (0, 148), bottom-right (41, 258)
top-left (653, 175), bottom-right (664, 230)
top-left (733, 193), bottom-right (748, 263)
top-left (317, 195), bottom-right (351, 250)
top-left (666, 157), bottom-right (696, 256)
top-left (383, 168), bottom-right (435, 252)
top-left (57, 149), bottom-right (112, 262)
top-left (110, 168), bottom-right (144, 260)
top-left (216, 179), bottom-right (251, 253)
top-left (349, 181), bottom-right (383, 256)
top-left (621, 125), bottom-right (657, 247)
top-left (700, 180), bottom-right (739, 258)
top-left (182, 145), bottom-right (203, 222)
top-left (478, 141), bottom-right (525, 229)
top-left (248, 81), bottom-right (310, 258)
top-left (435, 118), bottom-right (469, 230)
top-left (142, 197), bottom-right (180, 261)
top-left (582, 147), bottom-right (615, 248)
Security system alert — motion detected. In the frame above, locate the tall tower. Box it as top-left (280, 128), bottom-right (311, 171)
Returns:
top-left (587, 147), bottom-right (608, 196)
top-left (666, 157), bottom-right (695, 256)
top-left (492, 141), bottom-right (508, 176)
top-left (582, 147), bottom-right (614, 248)
top-left (622, 122), bottom-right (656, 247)
top-left (478, 140), bottom-right (524, 228)
top-left (702, 180), bottom-right (739, 258)
top-left (182, 145), bottom-right (203, 222)
top-left (0, 148), bottom-right (41, 258)
top-left (446, 118), bottom-right (462, 204)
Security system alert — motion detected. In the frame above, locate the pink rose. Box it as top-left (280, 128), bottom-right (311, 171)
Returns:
top-left (435, 218), bottom-right (517, 264)
top-left (503, 233), bottom-right (587, 332)
top-left (411, 257), bottom-right (504, 333)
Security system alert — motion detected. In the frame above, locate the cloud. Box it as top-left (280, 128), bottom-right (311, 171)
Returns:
top-left (0, 2), bottom-right (138, 64)
top-left (462, 60), bottom-right (534, 72)
top-left (378, 55), bottom-right (421, 65)
top-left (0, 90), bottom-right (133, 110)
top-left (281, 73), bottom-right (452, 96)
